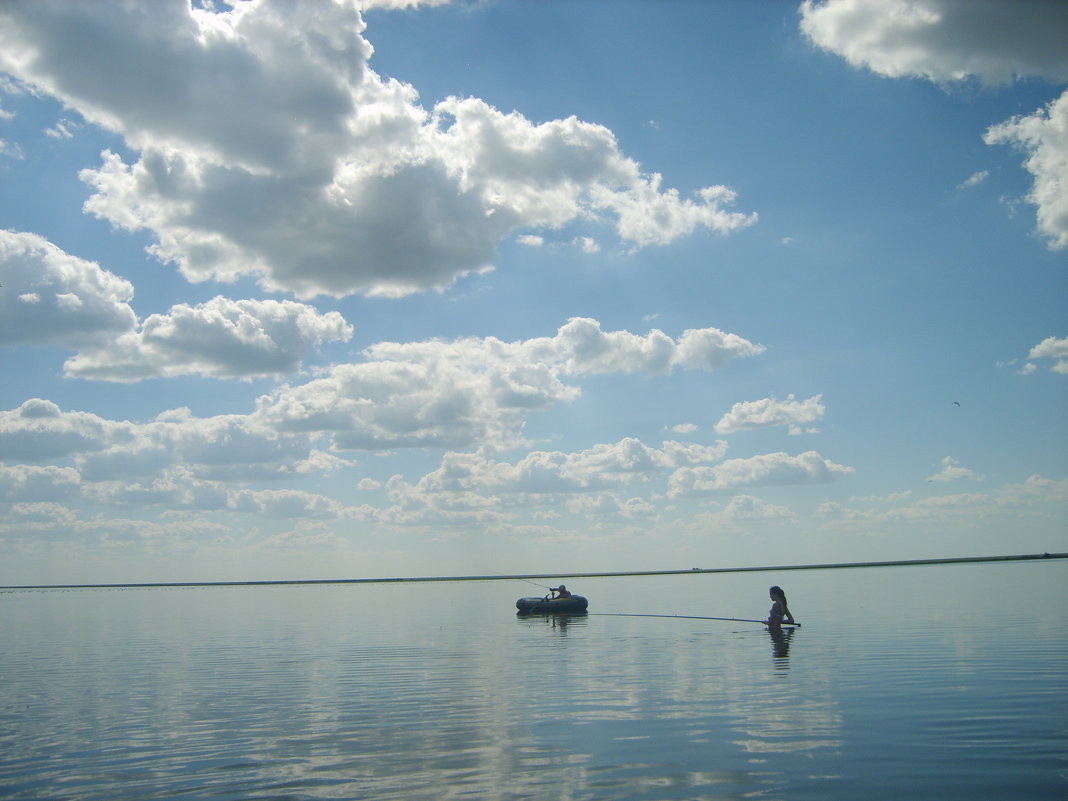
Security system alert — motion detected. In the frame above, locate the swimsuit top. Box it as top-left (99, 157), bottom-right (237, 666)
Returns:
top-left (768, 601), bottom-right (785, 623)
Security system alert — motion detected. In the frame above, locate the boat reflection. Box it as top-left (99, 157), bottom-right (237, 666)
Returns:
top-left (516, 612), bottom-right (588, 632)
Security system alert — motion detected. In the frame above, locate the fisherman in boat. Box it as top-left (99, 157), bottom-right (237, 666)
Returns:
top-left (766, 585), bottom-right (794, 629)
top-left (549, 584), bottom-right (572, 600)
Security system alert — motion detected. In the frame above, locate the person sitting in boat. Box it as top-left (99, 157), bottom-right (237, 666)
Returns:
top-left (766, 585), bottom-right (794, 628)
top-left (549, 584), bottom-right (572, 600)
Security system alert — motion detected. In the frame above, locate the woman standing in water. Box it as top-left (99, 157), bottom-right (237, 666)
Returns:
top-left (766, 585), bottom-right (795, 629)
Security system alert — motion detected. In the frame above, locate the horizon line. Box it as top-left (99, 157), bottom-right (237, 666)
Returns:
top-left (2, 551), bottom-right (1065, 591)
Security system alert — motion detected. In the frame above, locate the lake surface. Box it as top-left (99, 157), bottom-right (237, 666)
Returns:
top-left (2, 561), bottom-right (1066, 800)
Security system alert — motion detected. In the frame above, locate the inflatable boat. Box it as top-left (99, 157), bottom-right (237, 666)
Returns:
top-left (516, 595), bottom-right (589, 615)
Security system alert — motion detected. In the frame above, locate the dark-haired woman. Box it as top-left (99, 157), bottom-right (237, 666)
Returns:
top-left (766, 586), bottom-right (794, 629)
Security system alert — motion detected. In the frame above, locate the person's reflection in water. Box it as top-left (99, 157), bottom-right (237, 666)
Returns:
top-left (768, 626), bottom-right (793, 674)
top-left (544, 613), bottom-right (585, 632)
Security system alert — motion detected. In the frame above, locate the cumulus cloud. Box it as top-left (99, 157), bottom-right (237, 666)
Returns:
top-left (0, 463), bottom-right (80, 502)
top-left (714, 394), bottom-right (825, 435)
top-left (0, 399), bottom-right (318, 487)
top-left (800, 1), bottom-right (1068, 250)
top-left (799, 0), bottom-right (1068, 85)
top-left (65, 296), bottom-right (353, 381)
top-left (0, 0), bottom-right (755, 300)
top-left (1023, 335), bottom-right (1068, 374)
top-left (365, 436), bottom-right (731, 527)
top-left (1, 318), bottom-right (757, 504)
top-left (1, 232), bottom-right (352, 379)
top-left (984, 92), bottom-right (1068, 250)
top-left (0, 230), bottom-right (138, 347)
top-left (565, 492), bottom-right (658, 520)
top-left (927, 456), bottom-right (982, 482)
top-left (78, 408), bottom-right (317, 483)
top-left (228, 488), bottom-right (345, 519)
top-left (413, 438), bottom-right (729, 496)
top-left (255, 318), bottom-right (763, 450)
top-left (720, 494), bottom-right (795, 521)
top-left (0, 399), bottom-right (134, 462)
top-left (667, 451), bottom-right (853, 496)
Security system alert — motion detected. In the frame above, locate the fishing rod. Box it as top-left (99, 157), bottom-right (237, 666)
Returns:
top-left (518, 578), bottom-right (555, 591)
top-left (591, 612), bottom-right (799, 626)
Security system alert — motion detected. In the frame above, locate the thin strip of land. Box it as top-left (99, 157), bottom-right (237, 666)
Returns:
top-left (2, 552), bottom-right (1064, 590)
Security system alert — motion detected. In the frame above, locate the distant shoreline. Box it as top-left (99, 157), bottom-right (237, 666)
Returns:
top-left (2, 552), bottom-right (1064, 591)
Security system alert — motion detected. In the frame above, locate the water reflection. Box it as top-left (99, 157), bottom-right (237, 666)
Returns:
top-left (516, 613), bottom-right (588, 633)
top-left (769, 626), bottom-right (793, 666)
top-left (3, 565), bottom-right (1066, 801)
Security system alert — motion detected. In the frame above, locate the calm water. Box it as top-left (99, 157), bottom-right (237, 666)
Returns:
top-left (1, 562), bottom-right (1066, 800)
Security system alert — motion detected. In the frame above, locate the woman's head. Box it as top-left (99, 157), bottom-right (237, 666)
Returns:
top-left (769, 585), bottom-right (786, 602)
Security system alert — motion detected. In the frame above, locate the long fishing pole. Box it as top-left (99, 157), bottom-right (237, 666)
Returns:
top-left (591, 612), bottom-right (799, 626)
top-left (518, 578), bottom-right (555, 592)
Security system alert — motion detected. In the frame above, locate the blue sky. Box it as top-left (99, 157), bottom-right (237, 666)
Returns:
top-left (0, 0), bottom-right (1065, 585)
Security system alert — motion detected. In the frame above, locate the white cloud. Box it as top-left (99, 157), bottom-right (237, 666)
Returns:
top-left (1025, 335), bottom-right (1068, 373)
top-left (927, 456), bottom-right (982, 482)
top-left (957, 170), bottom-right (988, 190)
top-left (667, 451), bottom-right (853, 496)
top-left (819, 474), bottom-right (1068, 528)
top-left (64, 295), bottom-right (353, 381)
top-left (0, 463), bottom-right (80, 502)
top-left (669, 423), bottom-right (698, 434)
top-left (565, 492), bottom-right (658, 520)
top-left (79, 408), bottom-right (316, 484)
top-left (574, 236), bottom-right (601, 254)
top-left (0, 399), bottom-right (135, 462)
top-left (592, 180), bottom-right (755, 248)
top-left (229, 488), bottom-right (344, 519)
top-left (362, 435), bottom-right (730, 527)
top-left (0, 140), bottom-right (23, 160)
top-left (1, 232), bottom-right (352, 380)
top-left (44, 118), bottom-right (78, 139)
top-left (255, 318), bottom-right (762, 450)
top-left (720, 494), bottom-right (795, 521)
top-left (985, 92), bottom-right (1068, 250)
top-left (714, 394), bottom-right (825, 434)
top-left (0, 230), bottom-right (138, 347)
top-left (0, 0), bottom-right (756, 300)
top-left (799, 2), bottom-right (1068, 251)
top-left (2, 319), bottom-right (758, 504)
top-left (413, 438), bottom-right (729, 496)
top-left (0, 399), bottom-right (319, 488)
top-left (359, 0), bottom-right (452, 8)
top-left (799, 0), bottom-right (1068, 86)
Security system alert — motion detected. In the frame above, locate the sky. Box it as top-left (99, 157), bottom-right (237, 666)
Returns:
top-left (0, 0), bottom-right (1065, 585)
